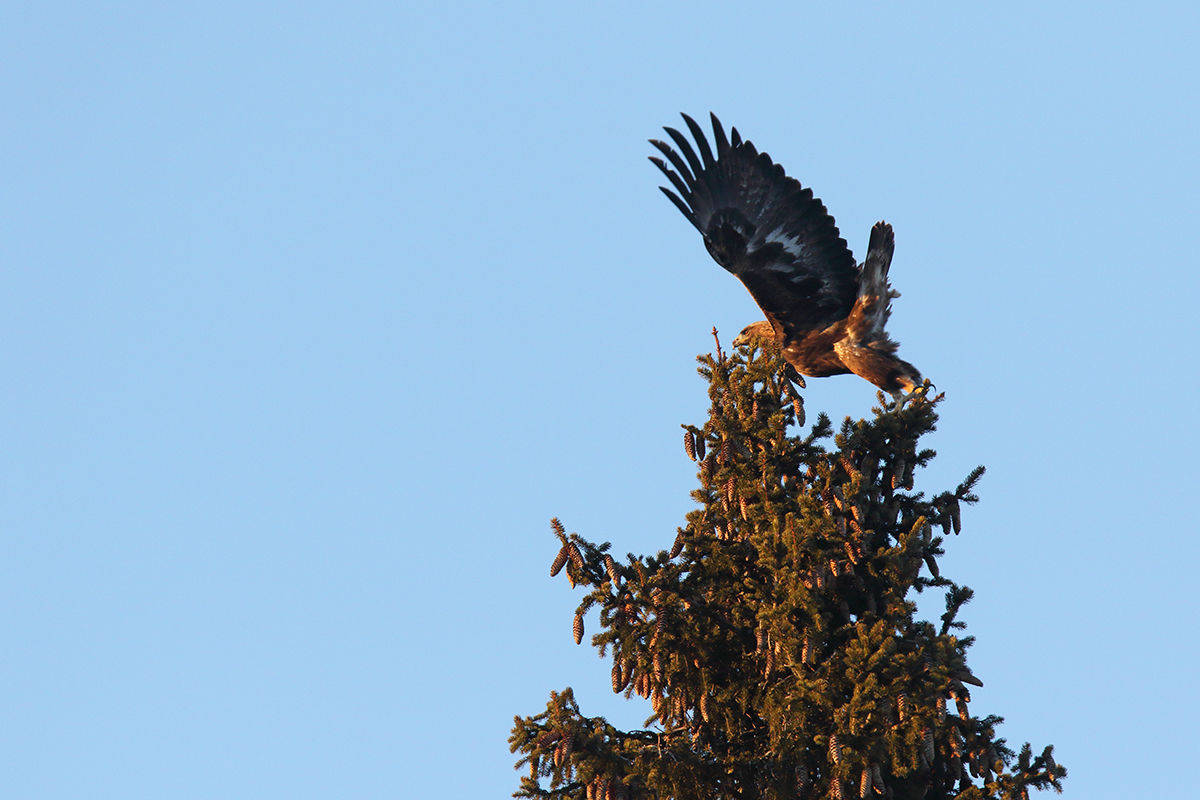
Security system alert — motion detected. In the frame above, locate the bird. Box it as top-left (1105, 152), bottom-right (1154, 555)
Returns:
top-left (650, 113), bottom-right (923, 399)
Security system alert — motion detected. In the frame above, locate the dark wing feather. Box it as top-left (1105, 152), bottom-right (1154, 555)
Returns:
top-left (650, 113), bottom-right (859, 336)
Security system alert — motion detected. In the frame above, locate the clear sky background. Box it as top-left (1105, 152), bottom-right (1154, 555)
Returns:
top-left (3, 3), bottom-right (1198, 798)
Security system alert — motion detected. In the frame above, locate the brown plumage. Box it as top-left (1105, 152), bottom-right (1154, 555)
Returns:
top-left (650, 113), bottom-right (923, 397)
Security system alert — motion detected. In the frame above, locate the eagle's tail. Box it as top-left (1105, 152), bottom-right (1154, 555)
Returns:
top-left (835, 221), bottom-right (922, 394)
top-left (857, 221), bottom-right (898, 341)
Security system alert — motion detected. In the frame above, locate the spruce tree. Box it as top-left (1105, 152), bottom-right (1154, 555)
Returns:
top-left (511, 334), bottom-right (1066, 800)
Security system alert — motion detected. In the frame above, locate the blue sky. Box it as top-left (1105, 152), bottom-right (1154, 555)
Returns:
top-left (3, 3), bottom-right (1198, 798)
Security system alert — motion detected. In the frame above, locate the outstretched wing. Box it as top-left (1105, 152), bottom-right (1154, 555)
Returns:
top-left (650, 113), bottom-right (859, 337)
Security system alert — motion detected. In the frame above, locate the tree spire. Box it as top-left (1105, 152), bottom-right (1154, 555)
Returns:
top-left (512, 341), bottom-right (1065, 800)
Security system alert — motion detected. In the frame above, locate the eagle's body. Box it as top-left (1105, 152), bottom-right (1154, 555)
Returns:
top-left (650, 113), bottom-right (922, 397)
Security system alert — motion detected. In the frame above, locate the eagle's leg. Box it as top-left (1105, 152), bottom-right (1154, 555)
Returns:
top-left (833, 341), bottom-right (922, 401)
top-left (893, 380), bottom-right (936, 408)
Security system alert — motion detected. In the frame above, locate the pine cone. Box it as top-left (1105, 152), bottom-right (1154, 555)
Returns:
top-left (700, 691), bottom-right (710, 722)
top-left (860, 765), bottom-right (873, 798)
top-left (950, 499), bottom-right (962, 534)
top-left (695, 434), bottom-right (705, 461)
top-left (670, 530), bottom-right (685, 558)
top-left (568, 543), bottom-right (584, 571)
top-left (573, 612), bottom-right (584, 644)
top-left (684, 429), bottom-right (696, 461)
top-left (612, 661), bottom-right (626, 693)
top-left (623, 600), bottom-right (637, 623)
top-left (830, 774), bottom-right (843, 800)
top-left (553, 736), bottom-right (566, 766)
top-left (605, 555), bottom-right (620, 585)
top-left (739, 496), bottom-right (749, 520)
top-left (720, 438), bottom-right (731, 465)
top-left (872, 763), bottom-right (885, 792)
top-left (829, 733), bottom-right (842, 764)
top-left (550, 546), bottom-right (569, 577)
top-left (724, 476), bottom-right (736, 506)
top-left (922, 728), bottom-right (934, 763)
top-left (844, 539), bottom-right (860, 563)
top-left (953, 669), bottom-right (984, 687)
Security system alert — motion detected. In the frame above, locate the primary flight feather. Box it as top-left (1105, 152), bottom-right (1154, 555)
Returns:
top-left (650, 113), bottom-right (922, 398)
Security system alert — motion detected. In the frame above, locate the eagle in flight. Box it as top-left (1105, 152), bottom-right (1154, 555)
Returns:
top-left (650, 113), bottom-right (923, 398)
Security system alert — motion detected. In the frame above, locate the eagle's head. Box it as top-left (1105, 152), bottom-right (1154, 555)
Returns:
top-left (732, 320), bottom-right (778, 349)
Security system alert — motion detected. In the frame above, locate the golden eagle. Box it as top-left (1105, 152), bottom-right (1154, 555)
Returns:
top-left (650, 113), bottom-right (923, 398)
